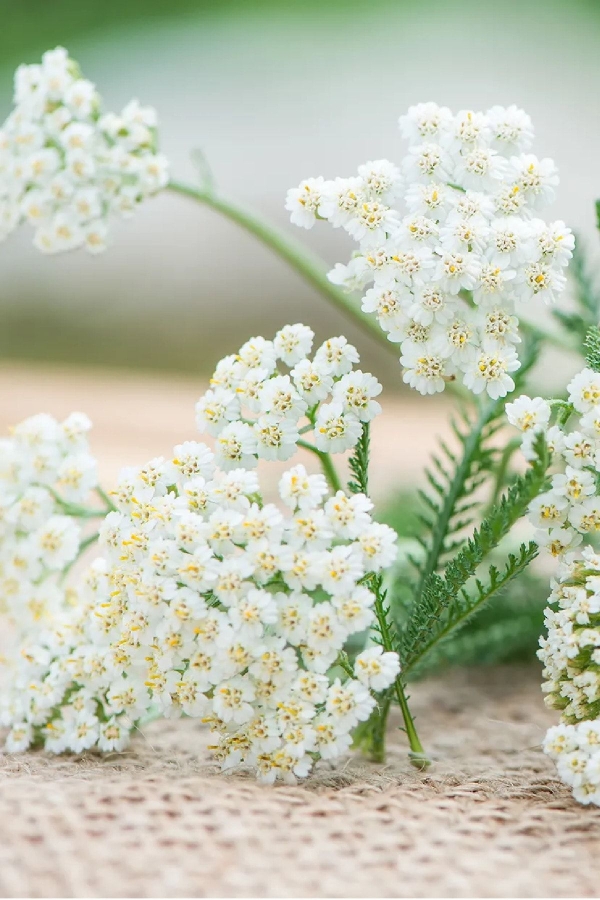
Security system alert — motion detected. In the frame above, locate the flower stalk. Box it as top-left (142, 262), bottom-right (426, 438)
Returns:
top-left (167, 180), bottom-right (391, 350)
top-left (369, 573), bottom-right (430, 768)
top-left (297, 439), bottom-right (342, 493)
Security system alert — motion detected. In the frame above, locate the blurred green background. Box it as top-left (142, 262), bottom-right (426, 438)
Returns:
top-left (0, 0), bottom-right (598, 384)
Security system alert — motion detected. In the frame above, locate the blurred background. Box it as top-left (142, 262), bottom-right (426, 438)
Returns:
top-left (0, 0), bottom-right (598, 384)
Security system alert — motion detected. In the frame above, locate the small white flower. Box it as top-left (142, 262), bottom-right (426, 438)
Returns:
top-left (213, 676), bottom-right (255, 725)
top-left (290, 358), bottom-right (333, 403)
top-left (318, 545), bottom-right (364, 595)
top-left (215, 422), bottom-right (257, 470)
top-left (5, 722), bottom-right (33, 752)
top-left (535, 526), bottom-right (582, 558)
top-left (254, 415), bottom-right (300, 462)
top-left (462, 348), bottom-right (520, 399)
top-left (356, 522), bottom-right (398, 570)
top-left (98, 717), bottom-right (130, 752)
top-left (354, 646), bottom-right (401, 690)
top-left (314, 403), bottom-right (362, 453)
top-left (506, 395), bottom-right (551, 433)
top-left (326, 678), bottom-right (375, 728)
top-left (487, 105), bottom-right (534, 152)
top-left (325, 492), bottom-right (373, 540)
top-left (332, 371), bottom-right (382, 422)
top-left (285, 176), bottom-right (326, 228)
top-left (32, 515), bottom-right (80, 570)
top-left (274, 324), bottom-right (315, 365)
top-left (313, 337), bottom-right (360, 377)
top-left (319, 176), bottom-right (366, 227)
top-left (195, 389), bottom-right (239, 436)
top-left (400, 343), bottom-right (448, 395)
top-left (279, 465), bottom-right (328, 511)
top-left (259, 375), bottom-right (307, 420)
top-left (568, 369), bottom-right (600, 414)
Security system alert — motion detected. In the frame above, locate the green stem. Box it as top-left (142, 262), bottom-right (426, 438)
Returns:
top-left (393, 679), bottom-right (429, 768)
top-left (352, 691), bottom-right (393, 763)
top-left (297, 438), bottom-right (342, 492)
top-left (485, 435), bottom-right (521, 514)
top-left (370, 575), bottom-right (430, 769)
top-left (96, 486), bottom-right (117, 512)
top-left (60, 530), bottom-right (100, 583)
top-left (167, 180), bottom-right (392, 351)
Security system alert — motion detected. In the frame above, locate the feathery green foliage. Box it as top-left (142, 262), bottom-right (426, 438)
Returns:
top-left (409, 398), bottom-right (502, 592)
top-left (403, 542), bottom-right (538, 677)
top-left (347, 423), bottom-right (370, 496)
top-left (411, 597), bottom-right (545, 676)
top-left (402, 337), bottom-right (540, 611)
top-left (399, 432), bottom-right (549, 675)
top-left (584, 325), bottom-right (600, 373)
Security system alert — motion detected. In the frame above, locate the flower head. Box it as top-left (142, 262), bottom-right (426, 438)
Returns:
top-left (0, 47), bottom-right (168, 253)
top-left (196, 324), bottom-right (382, 467)
top-left (288, 104), bottom-right (571, 398)
top-left (509, 372), bottom-right (600, 807)
top-left (1, 436), bottom-right (399, 782)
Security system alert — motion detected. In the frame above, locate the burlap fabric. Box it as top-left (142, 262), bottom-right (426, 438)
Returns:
top-left (0, 665), bottom-right (598, 898)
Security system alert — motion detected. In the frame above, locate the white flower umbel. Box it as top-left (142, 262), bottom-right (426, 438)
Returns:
top-left (195, 324), bottom-right (382, 480)
top-left (0, 412), bottom-right (107, 638)
top-left (287, 104), bottom-right (572, 398)
top-left (1, 443), bottom-right (400, 783)
top-left (508, 370), bottom-right (600, 805)
top-left (0, 47), bottom-right (168, 253)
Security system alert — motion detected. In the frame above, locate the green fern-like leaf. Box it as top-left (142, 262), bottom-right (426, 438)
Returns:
top-left (402, 541), bottom-right (538, 676)
top-left (409, 398), bottom-right (502, 590)
top-left (347, 423), bottom-right (370, 496)
top-left (400, 432), bottom-right (549, 675)
top-left (411, 607), bottom-right (544, 676)
top-left (406, 338), bottom-right (540, 600)
top-left (584, 325), bottom-right (600, 373)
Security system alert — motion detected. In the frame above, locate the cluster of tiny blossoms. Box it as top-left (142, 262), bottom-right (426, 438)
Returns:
top-left (508, 369), bottom-right (600, 805)
top-left (0, 47), bottom-right (168, 254)
top-left (287, 103), bottom-right (572, 399)
top-left (0, 411), bottom-right (101, 646)
top-left (195, 323), bottom-right (382, 468)
top-left (0, 440), bottom-right (400, 782)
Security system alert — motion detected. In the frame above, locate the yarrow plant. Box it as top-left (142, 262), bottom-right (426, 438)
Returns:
top-left (5, 45), bottom-right (600, 801)
top-left (0, 412), bottom-right (113, 655)
top-left (507, 347), bottom-right (600, 805)
top-left (0, 404), bottom-right (403, 779)
top-left (195, 323), bottom-right (381, 486)
top-left (287, 103), bottom-right (573, 398)
top-left (0, 46), bottom-right (168, 253)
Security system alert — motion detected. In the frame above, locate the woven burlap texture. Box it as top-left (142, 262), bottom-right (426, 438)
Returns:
top-left (1, 665), bottom-right (599, 898)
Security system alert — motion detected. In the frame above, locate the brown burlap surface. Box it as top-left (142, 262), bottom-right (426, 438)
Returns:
top-left (0, 665), bottom-right (598, 899)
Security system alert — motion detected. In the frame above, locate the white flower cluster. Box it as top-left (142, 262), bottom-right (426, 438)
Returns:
top-left (508, 369), bottom-right (600, 805)
top-left (507, 368), bottom-right (600, 560)
top-left (0, 411), bottom-right (100, 645)
top-left (287, 103), bottom-right (572, 398)
top-left (540, 550), bottom-right (600, 806)
top-left (544, 719), bottom-right (600, 806)
top-left (0, 46), bottom-right (169, 254)
top-left (1, 441), bottom-right (400, 781)
top-left (539, 550), bottom-right (600, 723)
top-left (195, 323), bottom-right (382, 467)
